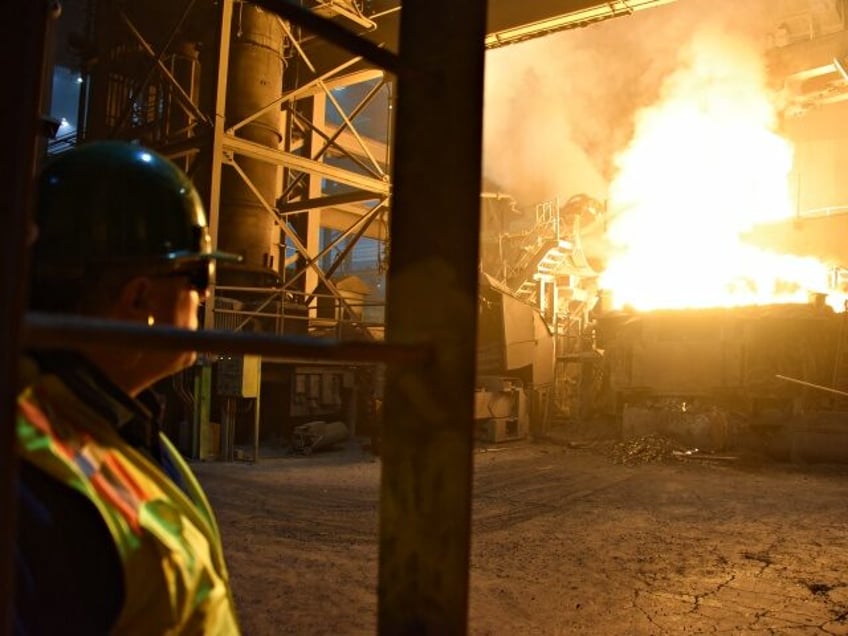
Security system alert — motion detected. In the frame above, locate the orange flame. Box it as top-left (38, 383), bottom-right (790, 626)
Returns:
top-left (599, 29), bottom-right (835, 311)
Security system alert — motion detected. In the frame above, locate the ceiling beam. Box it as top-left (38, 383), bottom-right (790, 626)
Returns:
top-left (486, 0), bottom-right (680, 48)
top-left (304, 0), bottom-right (681, 73)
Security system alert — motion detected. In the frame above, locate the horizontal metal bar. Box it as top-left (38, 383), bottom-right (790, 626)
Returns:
top-left (23, 312), bottom-right (430, 366)
top-left (295, 69), bottom-right (385, 99)
top-left (277, 190), bottom-right (382, 214)
top-left (215, 285), bottom-right (289, 293)
top-left (223, 133), bottom-right (391, 194)
top-left (484, 0), bottom-right (678, 48)
top-left (775, 374), bottom-right (848, 397)
top-left (249, 0), bottom-right (401, 75)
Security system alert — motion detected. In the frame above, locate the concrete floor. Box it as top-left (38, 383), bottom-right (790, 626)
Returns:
top-left (194, 435), bottom-right (848, 634)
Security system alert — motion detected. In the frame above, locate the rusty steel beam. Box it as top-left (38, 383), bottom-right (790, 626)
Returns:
top-left (378, 0), bottom-right (487, 633)
top-left (1, 1), bottom-right (48, 632)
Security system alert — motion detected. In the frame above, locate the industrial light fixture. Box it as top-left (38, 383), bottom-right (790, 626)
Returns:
top-left (484, 0), bottom-right (679, 48)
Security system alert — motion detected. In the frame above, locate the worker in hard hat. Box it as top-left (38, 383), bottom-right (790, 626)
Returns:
top-left (13, 141), bottom-right (242, 635)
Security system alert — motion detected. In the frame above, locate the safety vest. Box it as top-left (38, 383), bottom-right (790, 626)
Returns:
top-left (15, 361), bottom-right (240, 635)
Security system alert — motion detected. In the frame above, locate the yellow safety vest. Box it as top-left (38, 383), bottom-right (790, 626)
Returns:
top-left (15, 359), bottom-right (240, 635)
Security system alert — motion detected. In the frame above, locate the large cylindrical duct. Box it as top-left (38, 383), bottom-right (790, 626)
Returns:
top-left (219, 2), bottom-right (286, 274)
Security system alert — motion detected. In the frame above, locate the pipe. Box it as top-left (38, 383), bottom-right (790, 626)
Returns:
top-left (775, 374), bottom-right (848, 397)
top-left (22, 312), bottom-right (433, 366)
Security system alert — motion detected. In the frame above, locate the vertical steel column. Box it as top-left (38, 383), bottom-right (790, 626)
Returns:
top-left (197, 0), bottom-right (235, 459)
top-left (1, 1), bottom-right (49, 633)
top-left (305, 94), bottom-right (325, 318)
top-left (378, 1), bottom-right (487, 633)
top-left (206, 0), bottom-right (235, 321)
top-left (289, 93), bottom-right (325, 318)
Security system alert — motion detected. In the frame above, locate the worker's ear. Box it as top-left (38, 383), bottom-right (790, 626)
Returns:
top-left (115, 276), bottom-right (154, 322)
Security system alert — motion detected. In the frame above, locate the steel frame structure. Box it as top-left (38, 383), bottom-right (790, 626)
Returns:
top-left (92, 0), bottom-right (391, 334)
top-left (83, 0), bottom-right (397, 459)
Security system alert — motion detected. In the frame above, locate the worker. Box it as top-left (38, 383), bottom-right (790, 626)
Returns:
top-left (13, 141), bottom-right (241, 635)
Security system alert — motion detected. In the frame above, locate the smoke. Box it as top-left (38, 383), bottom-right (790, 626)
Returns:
top-left (481, 0), bottom-right (776, 208)
top-left (608, 26), bottom-right (788, 221)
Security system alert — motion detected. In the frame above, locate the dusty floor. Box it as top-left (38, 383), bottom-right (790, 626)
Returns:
top-left (193, 432), bottom-right (848, 635)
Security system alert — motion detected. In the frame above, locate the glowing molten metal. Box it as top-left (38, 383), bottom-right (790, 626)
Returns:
top-left (600, 30), bottom-right (833, 311)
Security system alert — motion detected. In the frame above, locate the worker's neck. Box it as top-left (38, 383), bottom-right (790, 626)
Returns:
top-left (79, 346), bottom-right (153, 398)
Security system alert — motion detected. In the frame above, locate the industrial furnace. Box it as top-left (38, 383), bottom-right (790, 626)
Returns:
top-left (593, 301), bottom-right (848, 453)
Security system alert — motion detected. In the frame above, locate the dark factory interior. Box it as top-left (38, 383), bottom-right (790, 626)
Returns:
top-left (5, 0), bottom-right (848, 633)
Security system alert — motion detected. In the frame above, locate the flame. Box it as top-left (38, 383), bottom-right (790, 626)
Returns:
top-left (599, 28), bottom-right (835, 311)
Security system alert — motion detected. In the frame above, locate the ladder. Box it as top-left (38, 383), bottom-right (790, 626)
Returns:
top-left (513, 239), bottom-right (575, 301)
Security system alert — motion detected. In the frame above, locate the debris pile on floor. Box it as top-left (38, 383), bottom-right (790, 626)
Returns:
top-left (606, 436), bottom-right (682, 464)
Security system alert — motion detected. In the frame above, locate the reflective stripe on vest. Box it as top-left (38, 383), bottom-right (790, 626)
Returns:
top-left (16, 377), bottom-right (240, 635)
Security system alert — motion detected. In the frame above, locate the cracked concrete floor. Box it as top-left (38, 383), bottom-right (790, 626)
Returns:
top-left (194, 440), bottom-right (848, 635)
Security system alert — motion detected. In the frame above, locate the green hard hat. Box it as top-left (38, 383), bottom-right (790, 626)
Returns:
top-left (33, 140), bottom-right (240, 281)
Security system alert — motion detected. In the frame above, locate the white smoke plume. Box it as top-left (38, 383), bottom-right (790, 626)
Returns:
top-left (481, 0), bottom-right (776, 209)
